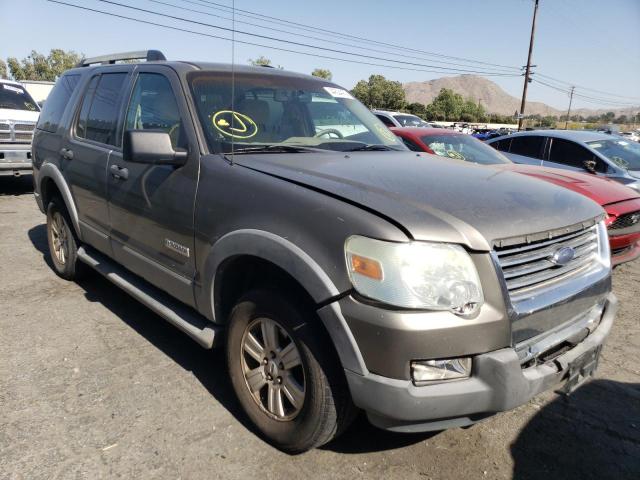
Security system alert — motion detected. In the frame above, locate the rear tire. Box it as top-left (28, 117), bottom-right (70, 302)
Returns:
top-left (226, 289), bottom-right (355, 453)
top-left (46, 198), bottom-right (86, 280)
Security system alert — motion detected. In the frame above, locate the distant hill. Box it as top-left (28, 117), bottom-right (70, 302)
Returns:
top-left (403, 75), bottom-right (637, 117)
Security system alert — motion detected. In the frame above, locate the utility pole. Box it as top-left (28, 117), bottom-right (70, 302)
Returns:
top-left (518, 0), bottom-right (540, 131)
top-left (564, 86), bottom-right (575, 130)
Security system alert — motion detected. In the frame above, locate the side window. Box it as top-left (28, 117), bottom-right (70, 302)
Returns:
top-left (509, 136), bottom-right (545, 159)
top-left (76, 75), bottom-right (99, 140)
top-left (491, 138), bottom-right (511, 152)
top-left (548, 138), bottom-right (603, 171)
top-left (375, 114), bottom-right (395, 127)
top-left (124, 73), bottom-right (185, 149)
top-left (400, 136), bottom-right (422, 152)
top-left (36, 74), bottom-right (81, 133)
top-left (78, 73), bottom-right (127, 146)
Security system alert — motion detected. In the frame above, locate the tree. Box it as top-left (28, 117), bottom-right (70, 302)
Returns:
top-left (7, 49), bottom-right (81, 81)
top-left (311, 68), bottom-right (332, 80)
top-left (405, 102), bottom-right (427, 117)
top-left (248, 55), bottom-right (272, 67)
top-left (425, 88), bottom-right (465, 121)
top-left (351, 75), bottom-right (405, 110)
top-left (0, 60), bottom-right (7, 80)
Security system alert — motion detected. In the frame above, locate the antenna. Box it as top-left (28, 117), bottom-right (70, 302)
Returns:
top-left (230, 0), bottom-right (235, 163)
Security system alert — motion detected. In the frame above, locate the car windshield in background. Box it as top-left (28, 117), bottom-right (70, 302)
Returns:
top-left (587, 139), bottom-right (640, 170)
top-left (188, 72), bottom-right (405, 154)
top-left (394, 114), bottom-right (430, 127)
top-left (0, 84), bottom-right (39, 111)
top-left (422, 134), bottom-right (511, 165)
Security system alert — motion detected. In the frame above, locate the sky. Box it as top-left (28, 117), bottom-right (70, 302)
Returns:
top-left (1, 0), bottom-right (639, 111)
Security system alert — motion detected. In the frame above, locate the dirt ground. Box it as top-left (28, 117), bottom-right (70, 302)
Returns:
top-left (1, 175), bottom-right (639, 480)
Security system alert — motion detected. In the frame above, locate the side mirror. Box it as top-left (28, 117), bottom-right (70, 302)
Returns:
top-left (123, 130), bottom-right (188, 166)
top-left (583, 159), bottom-right (597, 173)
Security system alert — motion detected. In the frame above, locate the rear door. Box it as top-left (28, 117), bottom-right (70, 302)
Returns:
top-left (63, 69), bottom-right (131, 254)
top-left (505, 135), bottom-right (545, 165)
top-left (107, 65), bottom-right (200, 306)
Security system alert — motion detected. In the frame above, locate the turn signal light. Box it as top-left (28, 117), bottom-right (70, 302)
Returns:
top-left (350, 254), bottom-right (383, 280)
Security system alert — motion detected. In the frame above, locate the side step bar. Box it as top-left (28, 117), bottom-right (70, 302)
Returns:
top-left (77, 246), bottom-right (220, 349)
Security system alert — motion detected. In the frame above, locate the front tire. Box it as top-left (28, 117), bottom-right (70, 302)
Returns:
top-left (226, 289), bottom-right (355, 452)
top-left (46, 198), bottom-right (85, 280)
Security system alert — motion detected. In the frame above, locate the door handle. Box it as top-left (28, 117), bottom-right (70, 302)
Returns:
top-left (110, 164), bottom-right (129, 180)
top-left (59, 148), bottom-right (74, 161)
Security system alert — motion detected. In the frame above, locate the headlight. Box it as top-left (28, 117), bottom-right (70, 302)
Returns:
top-left (596, 220), bottom-right (611, 269)
top-left (345, 236), bottom-right (483, 315)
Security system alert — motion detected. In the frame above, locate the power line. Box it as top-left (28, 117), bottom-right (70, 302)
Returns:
top-left (173, 0), bottom-right (523, 72)
top-left (45, 0), bottom-right (521, 77)
top-left (537, 73), bottom-right (640, 102)
top-left (146, 0), bottom-right (519, 74)
top-left (533, 79), bottom-right (637, 107)
top-left (91, 0), bottom-right (521, 76)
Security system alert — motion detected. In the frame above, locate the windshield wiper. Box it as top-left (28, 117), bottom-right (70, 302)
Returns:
top-left (230, 145), bottom-right (319, 154)
top-left (345, 144), bottom-right (399, 152)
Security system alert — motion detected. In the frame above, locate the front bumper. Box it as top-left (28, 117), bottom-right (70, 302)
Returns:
top-left (610, 232), bottom-right (640, 266)
top-left (344, 293), bottom-right (617, 432)
top-left (0, 145), bottom-right (32, 176)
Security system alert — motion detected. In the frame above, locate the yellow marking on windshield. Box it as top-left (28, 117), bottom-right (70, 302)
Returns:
top-left (212, 110), bottom-right (258, 139)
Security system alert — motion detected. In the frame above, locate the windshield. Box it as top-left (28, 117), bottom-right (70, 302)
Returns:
top-left (188, 72), bottom-right (405, 153)
top-left (587, 139), bottom-right (640, 170)
top-left (0, 83), bottom-right (39, 112)
top-left (394, 114), bottom-right (430, 127)
top-left (421, 134), bottom-right (511, 165)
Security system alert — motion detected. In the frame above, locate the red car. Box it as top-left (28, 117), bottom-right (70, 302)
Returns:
top-left (392, 127), bottom-right (640, 266)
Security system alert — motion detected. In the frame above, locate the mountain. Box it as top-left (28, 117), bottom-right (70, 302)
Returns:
top-left (403, 75), bottom-right (637, 117)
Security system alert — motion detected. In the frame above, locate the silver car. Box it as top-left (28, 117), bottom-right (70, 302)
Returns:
top-left (487, 130), bottom-right (640, 192)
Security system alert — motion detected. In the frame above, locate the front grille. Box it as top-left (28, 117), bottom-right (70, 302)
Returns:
top-left (494, 225), bottom-right (599, 299)
top-left (14, 132), bottom-right (32, 142)
top-left (609, 211), bottom-right (640, 231)
top-left (0, 121), bottom-right (36, 143)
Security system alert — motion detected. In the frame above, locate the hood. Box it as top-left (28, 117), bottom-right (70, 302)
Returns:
top-left (234, 151), bottom-right (604, 251)
top-left (500, 164), bottom-right (640, 207)
top-left (0, 109), bottom-right (40, 122)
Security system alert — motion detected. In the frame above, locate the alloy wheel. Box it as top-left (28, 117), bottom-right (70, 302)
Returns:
top-left (50, 211), bottom-right (68, 265)
top-left (240, 317), bottom-right (306, 421)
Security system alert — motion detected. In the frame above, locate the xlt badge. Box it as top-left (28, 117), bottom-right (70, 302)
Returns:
top-left (164, 238), bottom-right (190, 257)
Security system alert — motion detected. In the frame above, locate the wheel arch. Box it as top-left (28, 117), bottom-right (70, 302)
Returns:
top-left (200, 229), bottom-right (367, 375)
top-left (38, 163), bottom-right (82, 240)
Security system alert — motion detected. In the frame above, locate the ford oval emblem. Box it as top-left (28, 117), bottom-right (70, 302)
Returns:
top-left (549, 246), bottom-right (575, 266)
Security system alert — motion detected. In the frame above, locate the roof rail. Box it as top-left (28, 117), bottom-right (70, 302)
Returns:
top-left (76, 50), bottom-right (166, 67)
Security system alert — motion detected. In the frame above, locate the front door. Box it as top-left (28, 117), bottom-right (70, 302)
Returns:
top-left (107, 66), bottom-right (200, 306)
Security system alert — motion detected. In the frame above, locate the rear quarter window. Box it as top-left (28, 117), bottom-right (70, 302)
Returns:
top-left (36, 74), bottom-right (81, 133)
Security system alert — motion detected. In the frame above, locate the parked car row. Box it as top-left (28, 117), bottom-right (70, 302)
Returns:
top-left (392, 127), bottom-right (640, 266)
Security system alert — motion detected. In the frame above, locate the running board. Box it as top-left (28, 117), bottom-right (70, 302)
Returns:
top-left (77, 246), bottom-right (220, 349)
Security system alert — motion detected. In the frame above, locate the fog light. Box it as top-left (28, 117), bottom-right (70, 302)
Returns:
top-left (411, 358), bottom-right (472, 385)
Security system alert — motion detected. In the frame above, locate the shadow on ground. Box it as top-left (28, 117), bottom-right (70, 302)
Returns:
top-left (511, 379), bottom-right (640, 479)
top-left (27, 223), bottom-right (432, 454)
top-left (0, 175), bottom-right (33, 196)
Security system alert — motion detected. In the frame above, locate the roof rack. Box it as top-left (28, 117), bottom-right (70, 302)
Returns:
top-left (76, 50), bottom-right (166, 67)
